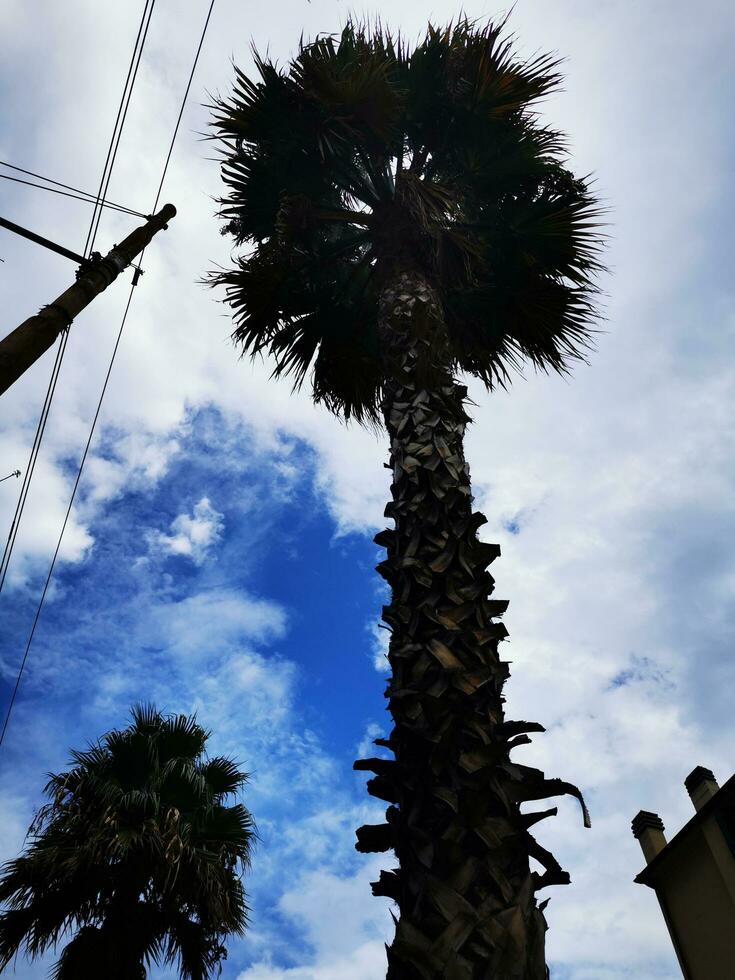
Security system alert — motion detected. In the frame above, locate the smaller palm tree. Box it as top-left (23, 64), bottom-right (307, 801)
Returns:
top-left (0, 704), bottom-right (254, 980)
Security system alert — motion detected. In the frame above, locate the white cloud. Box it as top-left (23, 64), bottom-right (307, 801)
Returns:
top-left (148, 587), bottom-right (286, 650)
top-left (0, 435), bottom-right (94, 589)
top-left (237, 943), bottom-right (386, 980)
top-left (146, 496), bottom-right (224, 565)
top-left (356, 721), bottom-right (385, 760)
top-left (367, 620), bottom-right (390, 674)
top-left (82, 432), bottom-right (181, 505)
top-left (238, 860), bottom-right (391, 980)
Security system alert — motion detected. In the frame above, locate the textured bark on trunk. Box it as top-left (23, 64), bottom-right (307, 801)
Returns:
top-left (355, 270), bottom-right (589, 980)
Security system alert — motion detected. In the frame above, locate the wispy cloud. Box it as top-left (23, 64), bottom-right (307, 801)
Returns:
top-left (146, 496), bottom-right (224, 565)
top-left (237, 859), bottom-right (390, 980)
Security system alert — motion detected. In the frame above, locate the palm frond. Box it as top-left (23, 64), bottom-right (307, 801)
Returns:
top-left (0, 706), bottom-right (253, 977)
top-left (201, 757), bottom-right (249, 800)
top-left (211, 16), bottom-right (605, 421)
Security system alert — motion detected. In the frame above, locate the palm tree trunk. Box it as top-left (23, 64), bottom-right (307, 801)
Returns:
top-left (355, 269), bottom-right (589, 980)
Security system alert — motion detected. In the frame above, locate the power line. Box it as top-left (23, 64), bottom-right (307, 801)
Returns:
top-left (150, 0), bottom-right (215, 215)
top-left (0, 0), bottom-right (216, 750)
top-left (0, 287), bottom-right (134, 750)
top-left (0, 160), bottom-right (146, 216)
top-left (0, 334), bottom-right (68, 595)
top-left (84, 0), bottom-right (156, 259)
top-left (0, 173), bottom-right (142, 218)
top-left (0, 164), bottom-right (146, 218)
top-left (0, 471), bottom-right (21, 485)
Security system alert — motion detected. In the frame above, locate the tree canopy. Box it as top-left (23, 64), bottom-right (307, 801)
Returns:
top-left (211, 19), bottom-right (603, 422)
top-left (0, 705), bottom-right (254, 980)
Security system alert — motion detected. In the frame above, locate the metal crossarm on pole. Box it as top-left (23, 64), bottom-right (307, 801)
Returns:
top-left (0, 215), bottom-right (93, 267)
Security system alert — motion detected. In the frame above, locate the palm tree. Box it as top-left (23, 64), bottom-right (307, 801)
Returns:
top-left (0, 705), bottom-right (254, 979)
top-left (210, 19), bottom-right (602, 979)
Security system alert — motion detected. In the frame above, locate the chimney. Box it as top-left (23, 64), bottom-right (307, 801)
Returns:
top-left (684, 766), bottom-right (719, 811)
top-left (632, 810), bottom-right (667, 864)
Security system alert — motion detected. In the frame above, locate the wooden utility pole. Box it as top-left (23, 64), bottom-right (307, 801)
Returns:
top-left (0, 203), bottom-right (176, 397)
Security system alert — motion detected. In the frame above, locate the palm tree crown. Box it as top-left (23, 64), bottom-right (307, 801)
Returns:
top-left (0, 705), bottom-right (254, 980)
top-left (211, 19), bottom-right (603, 422)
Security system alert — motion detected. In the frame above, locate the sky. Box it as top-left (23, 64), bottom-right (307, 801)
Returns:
top-left (1, 1), bottom-right (734, 978)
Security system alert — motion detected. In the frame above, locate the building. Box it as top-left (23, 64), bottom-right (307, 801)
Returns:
top-left (631, 766), bottom-right (735, 979)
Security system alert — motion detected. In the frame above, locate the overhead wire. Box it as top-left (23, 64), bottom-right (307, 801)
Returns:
top-left (0, 174), bottom-right (138, 219)
top-left (0, 341), bottom-right (69, 593)
top-left (149, 0), bottom-right (215, 215)
top-left (0, 334), bottom-right (68, 595)
top-left (0, 0), bottom-right (217, 749)
top-left (0, 161), bottom-right (146, 217)
top-left (84, 0), bottom-right (156, 259)
top-left (0, 288), bottom-right (134, 749)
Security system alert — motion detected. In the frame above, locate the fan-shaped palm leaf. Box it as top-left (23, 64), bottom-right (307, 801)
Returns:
top-left (210, 19), bottom-right (603, 423)
top-left (0, 705), bottom-right (254, 979)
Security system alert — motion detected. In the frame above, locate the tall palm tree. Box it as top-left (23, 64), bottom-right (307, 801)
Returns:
top-left (0, 705), bottom-right (254, 979)
top-left (211, 20), bottom-right (602, 979)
